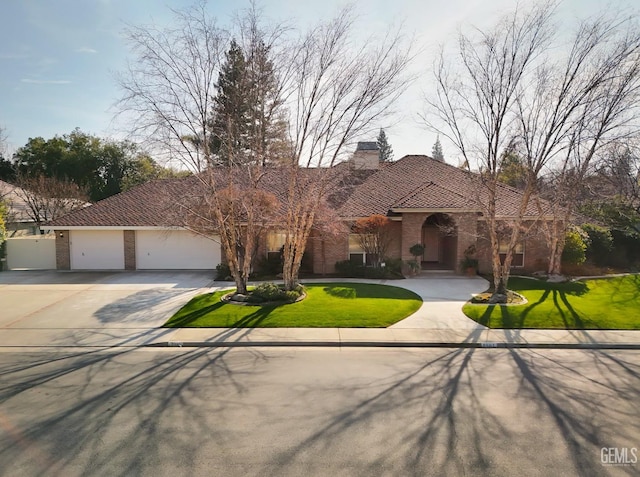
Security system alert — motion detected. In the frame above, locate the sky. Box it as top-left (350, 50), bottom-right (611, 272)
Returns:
top-left (0, 0), bottom-right (633, 164)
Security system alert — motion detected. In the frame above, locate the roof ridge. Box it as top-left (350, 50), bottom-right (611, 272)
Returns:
top-left (392, 180), bottom-right (436, 206)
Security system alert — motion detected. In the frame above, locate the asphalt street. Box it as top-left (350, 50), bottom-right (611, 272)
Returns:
top-left (0, 347), bottom-right (638, 477)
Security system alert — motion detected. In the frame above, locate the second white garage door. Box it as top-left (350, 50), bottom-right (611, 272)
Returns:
top-left (71, 230), bottom-right (125, 270)
top-left (136, 230), bottom-right (221, 270)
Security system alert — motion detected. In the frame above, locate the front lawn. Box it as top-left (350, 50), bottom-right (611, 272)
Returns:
top-left (164, 282), bottom-right (423, 328)
top-left (463, 275), bottom-right (640, 329)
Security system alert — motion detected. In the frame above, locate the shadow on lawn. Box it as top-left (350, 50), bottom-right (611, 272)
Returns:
top-left (477, 279), bottom-right (590, 329)
top-left (165, 295), bottom-right (282, 328)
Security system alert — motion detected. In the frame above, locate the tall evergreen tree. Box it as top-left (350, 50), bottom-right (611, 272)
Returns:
top-left (210, 40), bottom-right (250, 165)
top-left (376, 128), bottom-right (393, 162)
top-left (431, 136), bottom-right (444, 162)
top-left (210, 38), bottom-right (288, 166)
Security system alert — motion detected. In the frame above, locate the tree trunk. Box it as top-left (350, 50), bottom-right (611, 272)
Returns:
top-left (547, 229), bottom-right (564, 276)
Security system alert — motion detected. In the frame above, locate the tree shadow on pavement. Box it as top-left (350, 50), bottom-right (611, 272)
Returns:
top-left (0, 345), bottom-right (267, 476)
top-left (94, 288), bottom-right (200, 325)
top-left (264, 331), bottom-right (640, 476)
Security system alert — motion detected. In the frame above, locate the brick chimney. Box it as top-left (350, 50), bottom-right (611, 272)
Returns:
top-left (351, 141), bottom-right (379, 170)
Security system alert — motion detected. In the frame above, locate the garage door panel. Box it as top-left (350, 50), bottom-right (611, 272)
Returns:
top-left (136, 231), bottom-right (220, 270)
top-left (71, 231), bottom-right (124, 270)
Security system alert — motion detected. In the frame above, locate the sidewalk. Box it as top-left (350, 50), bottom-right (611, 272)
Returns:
top-left (148, 326), bottom-right (640, 349)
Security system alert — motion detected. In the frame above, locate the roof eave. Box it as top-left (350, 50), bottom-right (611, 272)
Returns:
top-left (389, 207), bottom-right (480, 213)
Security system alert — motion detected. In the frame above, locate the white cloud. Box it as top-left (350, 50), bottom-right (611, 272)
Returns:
top-left (21, 78), bottom-right (71, 84)
top-left (76, 47), bottom-right (98, 54)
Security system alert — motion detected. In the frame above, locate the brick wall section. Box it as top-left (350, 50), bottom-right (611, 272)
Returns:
top-left (313, 233), bottom-right (348, 275)
top-left (401, 213), bottom-right (428, 262)
top-left (455, 213), bottom-right (479, 273)
top-left (522, 226), bottom-right (550, 272)
top-left (316, 213), bottom-right (552, 275)
top-left (124, 230), bottom-right (136, 270)
top-left (400, 212), bottom-right (477, 273)
top-left (476, 220), bottom-right (550, 274)
top-left (385, 221), bottom-right (402, 259)
top-left (55, 230), bottom-right (70, 270)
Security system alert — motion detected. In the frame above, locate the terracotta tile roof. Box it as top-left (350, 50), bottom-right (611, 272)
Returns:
top-left (46, 177), bottom-right (196, 227)
top-left (338, 155), bottom-right (546, 217)
top-left (47, 155), bottom-right (548, 227)
top-left (393, 181), bottom-right (471, 209)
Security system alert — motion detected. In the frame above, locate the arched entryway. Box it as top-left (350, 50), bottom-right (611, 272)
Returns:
top-left (421, 213), bottom-right (458, 270)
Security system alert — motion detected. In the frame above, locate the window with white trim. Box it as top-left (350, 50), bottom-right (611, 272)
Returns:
top-left (499, 241), bottom-right (524, 267)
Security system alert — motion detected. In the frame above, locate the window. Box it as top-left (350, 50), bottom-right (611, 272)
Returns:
top-left (348, 234), bottom-right (366, 264)
top-left (266, 231), bottom-right (287, 260)
top-left (499, 241), bottom-right (524, 267)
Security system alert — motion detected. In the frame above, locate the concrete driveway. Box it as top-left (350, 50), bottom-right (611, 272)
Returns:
top-left (0, 271), bottom-right (216, 347)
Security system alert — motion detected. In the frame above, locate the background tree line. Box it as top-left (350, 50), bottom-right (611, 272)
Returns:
top-left (0, 128), bottom-right (189, 226)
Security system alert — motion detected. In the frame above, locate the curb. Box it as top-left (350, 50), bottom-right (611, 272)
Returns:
top-left (146, 341), bottom-right (640, 350)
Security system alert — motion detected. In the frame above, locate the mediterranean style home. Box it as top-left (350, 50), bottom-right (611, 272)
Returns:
top-left (46, 143), bottom-right (551, 274)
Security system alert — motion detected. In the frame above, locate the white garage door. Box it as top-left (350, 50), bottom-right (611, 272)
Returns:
top-left (136, 230), bottom-right (221, 270)
top-left (71, 230), bottom-right (124, 270)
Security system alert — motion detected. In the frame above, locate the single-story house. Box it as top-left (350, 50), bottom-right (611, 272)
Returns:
top-left (45, 144), bottom-right (551, 274)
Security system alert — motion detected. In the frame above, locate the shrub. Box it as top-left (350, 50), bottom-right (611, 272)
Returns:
top-left (405, 259), bottom-right (421, 274)
top-left (383, 258), bottom-right (403, 275)
top-left (335, 259), bottom-right (364, 277)
top-left (251, 282), bottom-right (303, 303)
top-left (253, 282), bottom-right (284, 301)
top-left (409, 243), bottom-right (425, 259)
top-left (215, 262), bottom-right (231, 281)
top-left (334, 259), bottom-right (404, 279)
top-left (562, 228), bottom-right (588, 266)
top-left (460, 256), bottom-right (479, 271)
top-left (581, 224), bottom-right (613, 266)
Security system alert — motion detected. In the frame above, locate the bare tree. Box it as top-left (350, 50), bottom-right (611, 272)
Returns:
top-left (279, 8), bottom-right (415, 290)
top-left (425, 2), bottom-right (556, 297)
top-left (425, 2), bottom-right (640, 296)
top-left (353, 214), bottom-right (394, 267)
top-left (15, 175), bottom-right (88, 227)
top-left (596, 142), bottom-right (640, 209)
top-left (115, 2), bottom-right (225, 172)
top-left (522, 14), bottom-right (640, 275)
top-left (116, 2), bottom-right (288, 294)
top-left (0, 126), bottom-right (7, 157)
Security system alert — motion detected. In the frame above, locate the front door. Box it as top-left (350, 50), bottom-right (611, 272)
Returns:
top-left (422, 226), bottom-right (440, 262)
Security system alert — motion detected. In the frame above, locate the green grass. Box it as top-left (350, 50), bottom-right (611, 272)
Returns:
top-left (463, 275), bottom-right (640, 329)
top-left (164, 282), bottom-right (423, 328)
